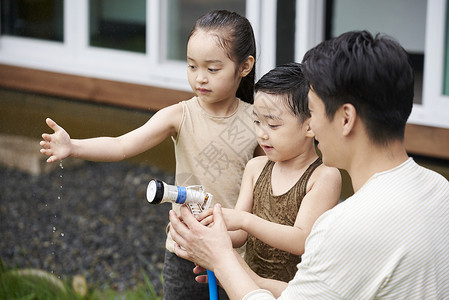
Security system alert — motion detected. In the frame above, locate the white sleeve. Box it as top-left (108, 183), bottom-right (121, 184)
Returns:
top-left (242, 289), bottom-right (276, 300)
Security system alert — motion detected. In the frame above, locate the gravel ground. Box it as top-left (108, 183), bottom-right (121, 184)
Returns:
top-left (0, 160), bottom-right (174, 294)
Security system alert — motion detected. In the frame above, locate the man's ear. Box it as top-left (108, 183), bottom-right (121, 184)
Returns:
top-left (240, 55), bottom-right (255, 77)
top-left (341, 103), bottom-right (357, 136)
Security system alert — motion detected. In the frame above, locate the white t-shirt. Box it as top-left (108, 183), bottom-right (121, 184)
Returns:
top-left (244, 158), bottom-right (449, 299)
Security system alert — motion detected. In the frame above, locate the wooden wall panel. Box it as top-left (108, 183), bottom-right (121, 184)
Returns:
top-left (1, 64), bottom-right (448, 159)
top-left (405, 124), bottom-right (449, 160)
top-left (0, 64), bottom-right (193, 111)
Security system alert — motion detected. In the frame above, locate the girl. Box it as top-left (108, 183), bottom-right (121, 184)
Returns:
top-left (40, 10), bottom-right (262, 300)
top-left (200, 63), bottom-right (341, 282)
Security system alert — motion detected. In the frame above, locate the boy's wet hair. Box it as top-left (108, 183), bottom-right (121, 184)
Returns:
top-left (301, 30), bottom-right (414, 145)
top-left (255, 62), bottom-right (310, 122)
top-left (189, 10), bottom-right (256, 104)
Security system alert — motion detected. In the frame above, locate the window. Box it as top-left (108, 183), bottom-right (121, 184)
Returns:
top-left (89, 0), bottom-right (146, 53)
top-left (163, 0), bottom-right (245, 61)
top-left (444, 2), bottom-right (449, 95)
top-left (276, 0), bottom-right (296, 65)
top-left (325, 0), bottom-right (427, 104)
top-left (292, 0), bottom-right (449, 129)
top-left (0, 0), bottom-right (258, 92)
top-left (412, 0), bottom-right (449, 129)
top-left (1, 0), bottom-right (63, 42)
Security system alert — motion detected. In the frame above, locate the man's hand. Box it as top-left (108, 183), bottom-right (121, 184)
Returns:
top-left (169, 204), bottom-right (234, 271)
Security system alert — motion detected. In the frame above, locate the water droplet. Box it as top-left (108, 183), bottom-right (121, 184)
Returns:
top-left (59, 161), bottom-right (64, 169)
top-left (52, 226), bottom-right (56, 232)
top-left (57, 196), bottom-right (61, 200)
top-left (60, 233), bottom-right (65, 237)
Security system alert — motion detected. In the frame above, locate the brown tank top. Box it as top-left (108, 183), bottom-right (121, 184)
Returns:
top-left (244, 157), bottom-right (322, 282)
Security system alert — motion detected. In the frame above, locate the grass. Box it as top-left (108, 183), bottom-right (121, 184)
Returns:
top-left (0, 260), bottom-right (162, 300)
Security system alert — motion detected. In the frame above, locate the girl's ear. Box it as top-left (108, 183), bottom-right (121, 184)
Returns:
top-left (239, 55), bottom-right (255, 77)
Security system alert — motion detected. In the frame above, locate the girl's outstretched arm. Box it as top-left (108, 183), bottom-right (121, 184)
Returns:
top-left (40, 103), bottom-right (183, 163)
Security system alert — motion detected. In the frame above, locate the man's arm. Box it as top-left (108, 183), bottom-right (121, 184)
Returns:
top-left (169, 204), bottom-right (287, 300)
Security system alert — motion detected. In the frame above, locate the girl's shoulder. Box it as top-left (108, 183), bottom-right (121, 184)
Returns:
top-left (159, 102), bottom-right (184, 120)
top-left (153, 102), bottom-right (185, 134)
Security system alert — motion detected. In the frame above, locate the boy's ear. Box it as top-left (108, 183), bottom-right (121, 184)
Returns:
top-left (304, 118), bottom-right (314, 138)
top-left (240, 55), bottom-right (255, 77)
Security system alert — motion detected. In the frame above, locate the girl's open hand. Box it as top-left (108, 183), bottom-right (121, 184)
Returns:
top-left (40, 118), bottom-right (72, 163)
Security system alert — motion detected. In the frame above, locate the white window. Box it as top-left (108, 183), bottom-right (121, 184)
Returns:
top-left (294, 0), bottom-right (449, 129)
top-left (410, 0), bottom-right (449, 129)
top-left (0, 0), bottom-right (274, 92)
top-left (3, 0), bottom-right (446, 130)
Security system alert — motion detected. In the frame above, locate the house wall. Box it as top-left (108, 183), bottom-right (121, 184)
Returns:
top-left (1, 63), bottom-right (448, 160)
top-left (1, 85), bottom-right (448, 202)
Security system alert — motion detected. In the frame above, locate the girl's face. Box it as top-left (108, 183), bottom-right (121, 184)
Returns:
top-left (253, 92), bottom-right (314, 162)
top-left (187, 29), bottom-right (242, 106)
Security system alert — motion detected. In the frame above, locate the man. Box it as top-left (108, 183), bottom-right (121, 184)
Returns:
top-left (169, 30), bottom-right (449, 299)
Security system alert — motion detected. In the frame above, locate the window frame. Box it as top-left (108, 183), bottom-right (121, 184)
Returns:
top-left (0, 0), bottom-right (273, 92)
top-left (295, 0), bottom-right (449, 130)
top-left (409, 0), bottom-right (449, 129)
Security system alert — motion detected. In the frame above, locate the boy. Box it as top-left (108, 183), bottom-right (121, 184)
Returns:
top-left (200, 63), bottom-right (340, 283)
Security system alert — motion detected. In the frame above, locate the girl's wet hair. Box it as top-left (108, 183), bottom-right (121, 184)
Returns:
top-left (189, 10), bottom-right (256, 104)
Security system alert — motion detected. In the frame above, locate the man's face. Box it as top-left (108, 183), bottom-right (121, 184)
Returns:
top-left (308, 89), bottom-right (340, 167)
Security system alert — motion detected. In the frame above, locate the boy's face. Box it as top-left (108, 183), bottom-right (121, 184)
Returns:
top-left (253, 92), bottom-right (313, 162)
top-left (308, 89), bottom-right (340, 167)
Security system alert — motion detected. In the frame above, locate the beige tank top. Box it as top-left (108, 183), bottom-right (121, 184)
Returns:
top-left (244, 157), bottom-right (322, 282)
top-left (165, 97), bottom-right (259, 252)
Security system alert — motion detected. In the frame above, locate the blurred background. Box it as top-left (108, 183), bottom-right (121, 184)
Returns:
top-left (1, 0), bottom-right (448, 296)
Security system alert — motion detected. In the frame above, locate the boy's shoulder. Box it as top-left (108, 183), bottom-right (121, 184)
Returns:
top-left (311, 162), bottom-right (342, 186)
top-left (247, 155), bottom-right (269, 167)
top-left (245, 156), bottom-right (269, 177)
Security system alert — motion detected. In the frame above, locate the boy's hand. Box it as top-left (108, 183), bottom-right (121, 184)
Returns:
top-left (221, 208), bottom-right (244, 231)
top-left (197, 208), bottom-right (214, 226)
top-left (197, 208), bottom-right (245, 231)
top-left (40, 118), bottom-right (72, 163)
